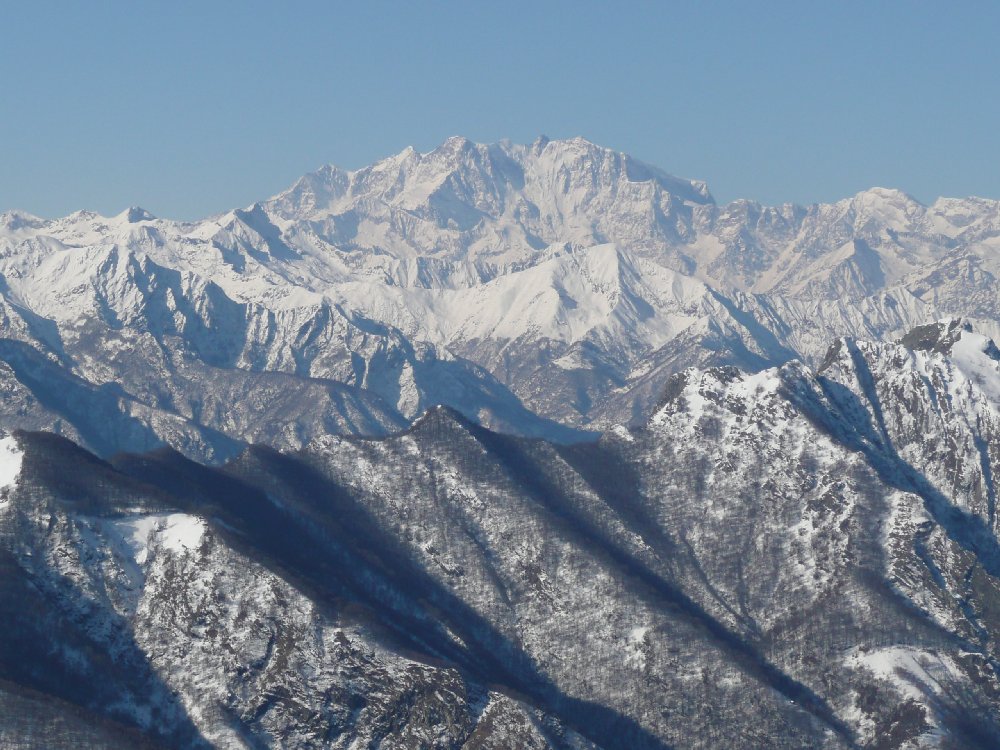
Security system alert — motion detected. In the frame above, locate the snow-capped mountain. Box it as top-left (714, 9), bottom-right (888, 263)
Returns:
top-left (2, 322), bottom-right (1000, 748)
top-left (2, 136), bottom-right (1000, 455)
top-left (3, 138), bottom-right (1000, 747)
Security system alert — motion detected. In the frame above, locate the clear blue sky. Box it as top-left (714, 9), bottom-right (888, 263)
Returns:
top-left (2, 1), bottom-right (998, 219)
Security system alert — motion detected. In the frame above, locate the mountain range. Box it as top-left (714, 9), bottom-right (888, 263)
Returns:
top-left (3, 136), bottom-right (1000, 457)
top-left (2, 138), bottom-right (1000, 748)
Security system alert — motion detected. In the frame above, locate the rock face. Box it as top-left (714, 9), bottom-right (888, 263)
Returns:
top-left (2, 324), bottom-right (1000, 748)
top-left (3, 138), bottom-right (1000, 455)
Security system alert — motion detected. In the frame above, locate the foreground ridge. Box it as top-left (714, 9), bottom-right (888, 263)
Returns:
top-left (1, 325), bottom-right (1000, 747)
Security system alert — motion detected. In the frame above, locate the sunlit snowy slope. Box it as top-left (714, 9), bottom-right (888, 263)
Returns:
top-left (3, 137), bottom-right (1000, 455)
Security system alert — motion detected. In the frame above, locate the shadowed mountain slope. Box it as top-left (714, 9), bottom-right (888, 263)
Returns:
top-left (2, 324), bottom-right (1000, 747)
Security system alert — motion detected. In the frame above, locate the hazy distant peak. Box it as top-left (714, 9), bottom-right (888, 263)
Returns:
top-left (120, 206), bottom-right (156, 223)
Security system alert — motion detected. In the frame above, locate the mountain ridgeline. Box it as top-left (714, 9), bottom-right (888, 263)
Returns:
top-left (1, 139), bottom-right (1000, 747)
top-left (2, 136), bottom-right (1000, 456)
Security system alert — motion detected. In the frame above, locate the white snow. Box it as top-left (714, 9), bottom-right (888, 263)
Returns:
top-left (3, 135), bottom-right (1000, 446)
top-left (950, 330), bottom-right (1000, 411)
top-left (3, 135), bottom-right (993, 353)
top-left (112, 513), bottom-right (206, 564)
top-left (848, 646), bottom-right (967, 707)
top-left (624, 626), bottom-right (650, 670)
top-left (0, 435), bottom-right (23, 494)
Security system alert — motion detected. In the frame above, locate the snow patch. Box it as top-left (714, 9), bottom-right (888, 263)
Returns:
top-left (0, 435), bottom-right (23, 495)
top-left (949, 330), bottom-right (1000, 411)
top-left (608, 424), bottom-right (634, 442)
top-left (848, 645), bottom-right (967, 712)
top-left (625, 625), bottom-right (650, 670)
top-left (112, 513), bottom-right (206, 564)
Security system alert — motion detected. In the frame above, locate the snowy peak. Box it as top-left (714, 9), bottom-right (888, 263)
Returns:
top-left (891, 320), bottom-right (1000, 408)
top-left (656, 319), bottom-right (1000, 455)
top-left (268, 163), bottom-right (351, 218)
top-left (2, 137), bottom-right (1000, 454)
top-left (262, 136), bottom-right (714, 244)
top-left (815, 323), bottom-right (1000, 476)
top-left (0, 210), bottom-right (46, 233)
top-left (846, 186), bottom-right (925, 225)
top-left (523, 135), bottom-right (714, 206)
top-left (120, 206), bottom-right (156, 224)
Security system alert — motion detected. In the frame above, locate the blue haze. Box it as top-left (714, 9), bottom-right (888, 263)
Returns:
top-left (2, 1), bottom-right (998, 219)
